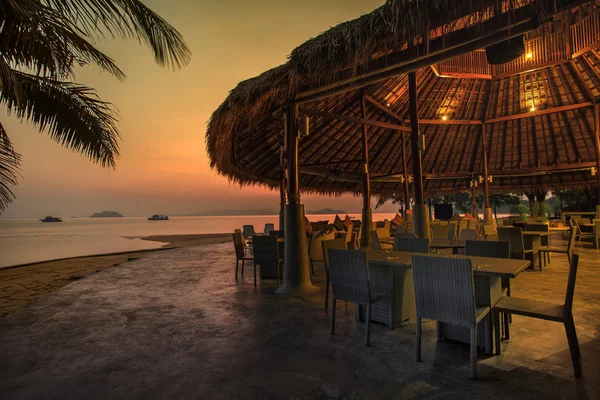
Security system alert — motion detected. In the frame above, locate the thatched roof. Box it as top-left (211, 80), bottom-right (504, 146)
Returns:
top-left (206, 0), bottom-right (600, 196)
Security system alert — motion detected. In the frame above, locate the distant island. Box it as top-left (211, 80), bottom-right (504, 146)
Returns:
top-left (90, 211), bottom-right (123, 218)
top-left (307, 208), bottom-right (347, 214)
top-left (197, 209), bottom-right (276, 216)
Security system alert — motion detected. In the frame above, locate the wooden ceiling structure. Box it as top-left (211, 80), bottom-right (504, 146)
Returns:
top-left (207, 0), bottom-right (600, 197)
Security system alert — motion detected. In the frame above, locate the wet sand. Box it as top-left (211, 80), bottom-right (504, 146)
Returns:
top-left (0, 233), bottom-right (231, 316)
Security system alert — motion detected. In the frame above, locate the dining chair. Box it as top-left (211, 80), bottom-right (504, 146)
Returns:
top-left (321, 238), bottom-right (347, 309)
top-left (465, 240), bottom-right (511, 337)
top-left (253, 235), bottom-right (283, 287)
top-left (232, 232), bottom-right (253, 281)
top-left (483, 224), bottom-right (496, 236)
top-left (328, 249), bottom-right (393, 345)
top-left (242, 225), bottom-right (257, 238)
top-left (458, 220), bottom-right (469, 237)
top-left (538, 226), bottom-right (577, 267)
top-left (594, 219), bottom-right (600, 249)
top-left (371, 231), bottom-right (392, 250)
top-left (394, 237), bottom-right (430, 253)
top-left (412, 255), bottom-right (492, 379)
top-left (459, 229), bottom-right (477, 241)
top-left (493, 254), bottom-right (582, 377)
top-left (448, 222), bottom-right (457, 240)
top-left (263, 223), bottom-right (275, 234)
top-left (396, 232), bottom-right (417, 239)
top-left (572, 219), bottom-right (594, 242)
top-left (269, 230), bottom-right (284, 238)
top-left (430, 224), bottom-right (447, 239)
top-left (498, 227), bottom-right (533, 260)
top-left (485, 233), bottom-right (499, 241)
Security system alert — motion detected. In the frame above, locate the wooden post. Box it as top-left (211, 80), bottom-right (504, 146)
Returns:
top-left (408, 71), bottom-right (430, 239)
top-left (481, 125), bottom-right (493, 224)
top-left (279, 139), bottom-right (286, 231)
top-left (471, 185), bottom-right (478, 218)
top-left (277, 104), bottom-right (315, 295)
top-left (360, 92), bottom-right (372, 247)
top-left (595, 105), bottom-right (600, 218)
top-left (402, 131), bottom-right (411, 220)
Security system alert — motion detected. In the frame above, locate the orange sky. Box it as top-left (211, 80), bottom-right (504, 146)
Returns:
top-left (2, 0), bottom-right (399, 218)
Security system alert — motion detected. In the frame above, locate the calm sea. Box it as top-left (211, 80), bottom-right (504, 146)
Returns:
top-left (0, 214), bottom-right (397, 268)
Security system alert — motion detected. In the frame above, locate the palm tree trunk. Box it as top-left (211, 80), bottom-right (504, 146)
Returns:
top-left (493, 205), bottom-right (497, 220)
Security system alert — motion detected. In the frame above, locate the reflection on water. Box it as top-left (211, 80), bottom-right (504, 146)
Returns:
top-left (0, 214), bottom-right (396, 267)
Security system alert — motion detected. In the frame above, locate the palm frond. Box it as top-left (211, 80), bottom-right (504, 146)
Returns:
top-left (0, 60), bottom-right (120, 167)
top-left (44, 0), bottom-right (191, 69)
top-left (0, 122), bottom-right (21, 212)
top-left (1, 0), bottom-right (125, 80)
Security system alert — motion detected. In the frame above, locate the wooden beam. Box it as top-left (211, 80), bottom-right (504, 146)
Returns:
top-left (419, 119), bottom-right (483, 125)
top-left (485, 102), bottom-right (594, 124)
top-left (298, 107), bottom-right (412, 132)
top-left (431, 65), bottom-right (492, 80)
top-left (364, 95), bottom-right (406, 123)
top-left (296, 8), bottom-right (539, 104)
top-left (492, 59), bottom-right (567, 80)
top-left (300, 159), bottom-right (363, 168)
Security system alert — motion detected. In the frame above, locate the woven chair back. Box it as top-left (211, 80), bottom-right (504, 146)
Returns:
top-left (465, 240), bottom-right (509, 259)
top-left (458, 220), bottom-right (469, 235)
top-left (483, 224), bottom-right (495, 236)
top-left (430, 225), bottom-right (447, 239)
top-left (396, 232), bottom-right (417, 239)
top-left (328, 249), bottom-right (370, 304)
top-left (411, 255), bottom-right (476, 327)
top-left (564, 254), bottom-right (580, 315)
top-left (459, 229), bottom-right (477, 241)
top-left (485, 233), bottom-right (499, 241)
top-left (252, 235), bottom-right (279, 270)
top-left (242, 225), bottom-right (256, 238)
top-left (394, 237), bottom-right (430, 253)
top-left (232, 232), bottom-right (245, 259)
top-left (447, 222), bottom-right (457, 240)
top-left (322, 238), bottom-right (347, 273)
top-left (498, 227), bottom-right (525, 254)
top-left (567, 226), bottom-right (577, 255)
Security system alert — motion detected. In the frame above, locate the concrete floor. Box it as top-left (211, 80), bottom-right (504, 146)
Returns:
top-left (0, 238), bottom-right (599, 399)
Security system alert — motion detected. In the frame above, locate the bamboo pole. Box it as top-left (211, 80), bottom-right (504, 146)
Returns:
top-left (402, 132), bottom-right (411, 220)
top-left (360, 92), bottom-right (372, 247)
top-left (409, 72), bottom-right (430, 239)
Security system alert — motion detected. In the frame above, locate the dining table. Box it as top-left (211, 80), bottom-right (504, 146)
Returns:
top-left (361, 250), bottom-right (530, 354)
top-left (521, 230), bottom-right (552, 269)
top-left (429, 239), bottom-right (466, 254)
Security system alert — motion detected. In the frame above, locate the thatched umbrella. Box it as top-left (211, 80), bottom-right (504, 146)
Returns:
top-left (206, 0), bottom-right (600, 293)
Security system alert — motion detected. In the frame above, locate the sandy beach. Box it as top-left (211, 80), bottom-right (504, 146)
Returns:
top-left (0, 233), bottom-right (231, 316)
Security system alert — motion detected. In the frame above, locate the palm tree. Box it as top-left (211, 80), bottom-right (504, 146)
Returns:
top-left (0, 0), bottom-right (191, 211)
top-left (488, 193), bottom-right (521, 219)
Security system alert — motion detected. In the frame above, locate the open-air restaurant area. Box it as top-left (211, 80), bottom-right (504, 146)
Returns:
top-left (2, 0), bottom-right (600, 398)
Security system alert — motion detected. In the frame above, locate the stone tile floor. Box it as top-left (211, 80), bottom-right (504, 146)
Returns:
top-left (0, 237), bottom-right (598, 399)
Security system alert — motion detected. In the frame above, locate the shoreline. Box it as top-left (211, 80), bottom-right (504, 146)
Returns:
top-left (0, 233), bottom-right (231, 316)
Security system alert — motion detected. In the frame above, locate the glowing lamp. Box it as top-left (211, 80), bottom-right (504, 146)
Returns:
top-left (526, 52), bottom-right (533, 60)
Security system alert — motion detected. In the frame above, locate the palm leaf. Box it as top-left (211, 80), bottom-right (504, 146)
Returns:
top-left (44, 0), bottom-right (191, 69)
top-left (0, 61), bottom-right (120, 168)
top-left (0, 122), bottom-right (21, 211)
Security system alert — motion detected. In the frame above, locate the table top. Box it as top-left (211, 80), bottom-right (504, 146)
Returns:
top-left (549, 226), bottom-right (570, 231)
top-left (521, 231), bottom-right (552, 237)
top-left (366, 250), bottom-right (530, 279)
top-left (430, 239), bottom-right (465, 249)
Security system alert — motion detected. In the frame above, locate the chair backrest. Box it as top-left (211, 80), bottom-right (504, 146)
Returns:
top-left (234, 228), bottom-right (244, 242)
top-left (566, 226), bottom-right (577, 255)
top-left (370, 231), bottom-right (382, 250)
top-left (394, 237), bottom-right (430, 253)
top-left (411, 255), bottom-right (476, 327)
top-left (269, 230), bottom-right (284, 238)
top-left (459, 229), bottom-right (477, 241)
top-left (375, 221), bottom-right (391, 239)
top-left (232, 232), bottom-right (245, 259)
top-left (447, 222), bottom-right (457, 240)
top-left (242, 225), bottom-right (256, 237)
top-left (564, 254), bottom-right (579, 314)
top-left (396, 232), bottom-right (417, 239)
top-left (322, 238), bottom-right (347, 273)
top-left (465, 240), bottom-right (509, 259)
top-left (594, 219), bottom-right (600, 237)
top-left (264, 223), bottom-right (275, 234)
top-left (485, 233), bottom-right (499, 241)
top-left (458, 220), bottom-right (469, 235)
top-left (327, 249), bottom-right (370, 304)
top-left (483, 224), bottom-right (495, 236)
top-left (252, 235), bottom-right (279, 268)
top-left (430, 224), bottom-right (447, 239)
top-left (525, 223), bottom-right (549, 245)
top-left (498, 227), bottom-right (525, 254)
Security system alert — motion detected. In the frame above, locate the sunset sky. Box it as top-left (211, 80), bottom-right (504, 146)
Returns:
top-left (1, 0), bottom-right (399, 218)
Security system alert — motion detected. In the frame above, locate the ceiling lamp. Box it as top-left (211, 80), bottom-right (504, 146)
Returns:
top-left (525, 52), bottom-right (533, 60)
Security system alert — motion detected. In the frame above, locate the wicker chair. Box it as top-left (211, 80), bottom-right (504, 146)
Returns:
top-left (253, 235), bottom-right (283, 287)
top-left (448, 222), bottom-right (457, 240)
top-left (572, 219), bottom-right (594, 242)
top-left (263, 223), bottom-right (275, 234)
top-left (327, 249), bottom-right (393, 345)
top-left (322, 238), bottom-right (348, 309)
top-left (411, 255), bottom-right (491, 379)
top-left (430, 224), bottom-right (447, 239)
top-left (396, 232), bottom-right (418, 239)
top-left (232, 232), bottom-right (253, 281)
top-left (371, 231), bottom-right (392, 250)
top-left (459, 229), bottom-right (477, 241)
top-left (458, 220), bottom-right (469, 237)
top-left (483, 224), bottom-right (496, 236)
top-left (242, 225), bottom-right (257, 238)
top-left (394, 237), bottom-right (430, 253)
top-left (493, 254), bottom-right (582, 377)
top-left (498, 227), bottom-right (533, 260)
top-left (538, 226), bottom-right (577, 268)
top-left (485, 233), bottom-right (499, 241)
top-left (269, 230), bottom-right (284, 238)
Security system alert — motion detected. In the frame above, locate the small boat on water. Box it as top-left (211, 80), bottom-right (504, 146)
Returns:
top-left (148, 214), bottom-right (169, 221)
top-left (40, 216), bottom-right (62, 223)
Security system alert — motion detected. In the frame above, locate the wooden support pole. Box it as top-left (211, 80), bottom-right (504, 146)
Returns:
top-left (408, 72), bottom-right (430, 239)
top-left (471, 185), bottom-right (478, 218)
top-left (277, 104), bottom-right (315, 295)
top-left (481, 125), bottom-right (493, 224)
top-left (402, 131), bottom-right (411, 220)
top-left (279, 142), bottom-right (286, 231)
top-left (360, 92), bottom-right (372, 247)
top-left (595, 104), bottom-right (600, 217)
